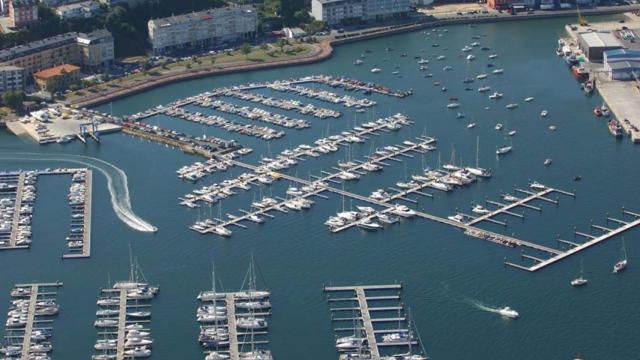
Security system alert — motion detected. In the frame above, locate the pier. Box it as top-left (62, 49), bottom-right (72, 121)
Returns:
top-left (3, 282), bottom-right (63, 360)
top-left (508, 209), bottom-right (640, 272)
top-left (325, 284), bottom-right (425, 359)
top-left (64, 169), bottom-right (92, 259)
top-left (8, 173), bottom-right (27, 248)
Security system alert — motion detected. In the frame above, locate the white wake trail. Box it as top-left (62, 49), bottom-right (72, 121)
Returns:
top-left (0, 152), bottom-right (157, 233)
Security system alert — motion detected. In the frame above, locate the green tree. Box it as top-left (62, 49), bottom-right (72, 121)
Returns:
top-left (240, 43), bottom-right (252, 58)
top-left (2, 91), bottom-right (25, 111)
top-left (276, 38), bottom-right (288, 53)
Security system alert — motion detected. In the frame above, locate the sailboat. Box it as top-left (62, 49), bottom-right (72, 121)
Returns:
top-left (613, 239), bottom-right (628, 273)
top-left (199, 263), bottom-right (229, 349)
top-left (571, 260), bottom-right (588, 287)
top-left (238, 256), bottom-right (272, 360)
top-left (113, 246), bottom-right (159, 294)
top-left (466, 137), bottom-right (491, 178)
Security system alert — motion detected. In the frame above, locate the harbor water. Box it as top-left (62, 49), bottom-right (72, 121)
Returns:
top-left (1, 15), bottom-right (640, 359)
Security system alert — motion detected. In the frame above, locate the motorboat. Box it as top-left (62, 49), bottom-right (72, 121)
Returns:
top-left (613, 240), bottom-right (628, 273)
top-left (505, 103), bottom-right (518, 109)
top-left (377, 213), bottom-right (399, 224)
top-left (467, 123), bottom-right (476, 129)
top-left (447, 213), bottom-right (465, 223)
top-left (236, 317), bottom-right (268, 329)
top-left (544, 158), bottom-right (552, 166)
top-left (498, 307), bottom-right (519, 319)
top-left (123, 347), bottom-right (151, 358)
top-left (508, 130), bottom-right (517, 136)
top-left (494, 123), bottom-right (503, 131)
top-left (541, 110), bottom-right (548, 117)
top-left (390, 205), bottom-right (416, 218)
top-left (489, 92), bottom-right (503, 100)
top-left (357, 220), bottom-right (383, 231)
top-left (529, 181), bottom-right (546, 190)
top-left (524, 97), bottom-right (534, 102)
top-left (496, 146), bottom-right (512, 155)
top-left (370, 67), bottom-right (382, 73)
top-left (472, 205), bottom-right (490, 215)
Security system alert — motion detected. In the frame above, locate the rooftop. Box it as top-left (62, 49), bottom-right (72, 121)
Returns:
top-left (149, 5), bottom-right (255, 27)
top-left (77, 29), bottom-right (112, 44)
top-left (605, 48), bottom-right (640, 58)
top-left (0, 32), bottom-right (78, 62)
top-left (608, 60), bottom-right (640, 70)
top-left (0, 65), bottom-right (24, 71)
top-left (33, 64), bottom-right (80, 79)
top-left (314, 0), bottom-right (362, 4)
top-left (578, 31), bottom-right (623, 48)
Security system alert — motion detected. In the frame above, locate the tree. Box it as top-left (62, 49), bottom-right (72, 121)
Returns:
top-left (210, 57), bottom-right (216, 64)
top-left (240, 43), bottom-right (252, 58)
top-left (276, 38), bottom-right (288, 53)
top-left (2, 91), bottom-right (25, 111)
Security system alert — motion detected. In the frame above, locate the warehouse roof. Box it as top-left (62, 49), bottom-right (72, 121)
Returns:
top-left (578, 31), bottom-right (623, 48)
top-left (608, 60), bottom-right (640, 70)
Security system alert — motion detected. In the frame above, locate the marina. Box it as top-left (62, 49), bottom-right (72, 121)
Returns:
top-left (1, 282), bottom-right (63, 360)
top-left (197, 260), bottom-right (272, 360)
top-left (2, 15), bottom-right (640, 360)
top-left (0, 168), bottom-right (92, 256)
top-left (324, 284), bottom-right (426, 360)
top-left (92, 255), bottom-right (158, 360)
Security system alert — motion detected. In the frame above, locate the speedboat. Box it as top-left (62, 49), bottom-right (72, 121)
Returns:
top-left (541, 110), bottom-right (548, 117)
top-left (544, 158), bottom-right (552, 166)
top-left (524, 97), bottom-right (534, 102)
top-left (447, 213), bottom-right (465, 223)
top-left (489, 92), bottom-right (503, 100)
top-left (494, 123), bottom-right (503, 131)
top-left (498, 307), bottom-right (519, 319)
top-left (370, 67), bottom-right (382, 73)
top-left (505, 103), bottom-right (518, 109)
top-left (467, 123), bottom-right (476, 129)
top-left (377, 213), bottom-right (399, 224)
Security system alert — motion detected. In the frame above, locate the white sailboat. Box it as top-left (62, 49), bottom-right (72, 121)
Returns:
top-left (613, 239), bottom-right (628, 273)
top-left (571, 260), bottom-right (588, 287)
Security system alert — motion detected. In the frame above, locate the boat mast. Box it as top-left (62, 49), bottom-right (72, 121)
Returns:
top-left (476, 136), bottom-right (480, 168)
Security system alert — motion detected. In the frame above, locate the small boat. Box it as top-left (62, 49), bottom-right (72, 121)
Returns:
top-left (498, 307), bottom-right (519, 319)
top-left (354, 59), bottom-right (364, 65)
top-left (467, 123), bottom-right (476, 129)
top-left (489, 92), bottom-right (503, 100)
top-left (508, 130), bottom-right (516, 136)
top-left (446, 103), bottom-right (460, 109)
top-left (571, 260), bottom-right (588, 287)
top-left (613, 239), bottom-right (628, 274)
top-left (492, 68), bottom-right (504, 74)
top-left (544, 158), bottom-right (552, 166)
top-left (541, 110), bottom-right (549, 117)
top-left (476, 74), bottom-right (488, 80)
top-left (496, 146), bottom-right (512, 155)
top-left (392, 70), bottom-right (400, 75)
top-left (478, 86), bottom-right (491, 93)
top-left (357, 220), bottom-right (383, 231)
top-left (549, 125), bottom-right (557, 131)
top-left (488, 54), bottom-right (498, 59)
top-left (466, 54), bottom-right (476, 61)
top-left (494, 123), bottom-right (503, 131)
top-left (505, 103), bottom-right (518, 109)
top-left (524, 97), bottom-right (534, 102)
top-left (370, 67), bottom-right (382, 73)
top-left (608, 119), bottom-right (623, 138)
top-left (593, 107), bottom-right (603, 117)
top-left (456, 113), bottom-right (465, 119)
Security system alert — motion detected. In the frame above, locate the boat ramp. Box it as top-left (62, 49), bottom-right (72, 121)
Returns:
top-left (2, 282), bottom-right (63, 360)
top-left (324, 284), bottom-right (426, 360)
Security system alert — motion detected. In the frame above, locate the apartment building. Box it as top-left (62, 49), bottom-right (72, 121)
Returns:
top-left (148, 5), bottom-right (257, 55)
top-left (0, 66), bottom-right (25, 94)
top-left (8, 0), bottom-right (38, 27)
top-left (310, 0), bottom-right (410, 25)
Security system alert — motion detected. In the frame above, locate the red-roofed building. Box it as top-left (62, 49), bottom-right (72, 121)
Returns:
top-left (33, 64), bottom-right (80, 92)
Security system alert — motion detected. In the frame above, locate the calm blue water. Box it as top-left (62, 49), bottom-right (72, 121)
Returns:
top-left (1, 15), bottom-right (639, 360)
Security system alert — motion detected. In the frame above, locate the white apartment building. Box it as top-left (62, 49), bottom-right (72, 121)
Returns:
top-left (310, 0), bottom-right (410, 26)
top-left (0, 65), bottom-right (25, 94)
top-left (148, 5), bottom-right (257, 55)
top-left (55, 0), bottom-right (100, 20)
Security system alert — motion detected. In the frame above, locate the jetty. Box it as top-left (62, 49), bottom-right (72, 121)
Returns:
top-left (63, 169), bottom-right (92, 259)
top-left (2, 282), bottom-right (63, 360)
top-left (325, 284), bottom-right (425, 359)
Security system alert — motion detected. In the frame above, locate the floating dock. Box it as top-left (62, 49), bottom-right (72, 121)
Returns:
top-left (3, 282), bottom-right (63, 360)
top-left (64, 169), bottom-right (92, 259)
top-left (325, 284), bottom-right (425, 360)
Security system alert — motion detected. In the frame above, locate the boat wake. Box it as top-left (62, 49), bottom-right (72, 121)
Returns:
top-left (0, 152), bottom-right (157, 233)
top-left (465, 299), bottom-right (503, 315)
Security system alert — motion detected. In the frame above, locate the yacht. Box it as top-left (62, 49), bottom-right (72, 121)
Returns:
top-left (489, 92), bottom-right (503, 100)
top-left (358, 220), bottom-right (383, 231)
top-left (508, 130), bottom-right (517, 136)
top-left (377, 213), bottom-right (400, 224)
top-left (476, 74), bottom-right (488, 80)
top-left (505, 103), bottom-right (518, 109)
top-left (472, 205), bottom-right (490, 215)
top-left (529, 181), bottom-right (546, 190)
top-left (446, 103), bottom-right (460, 109)
top-left (488, 54), bottom-right (498, 59)
top-left (206, 352), bottom-right (231, 360)
top-left (467, 123), bottom-right (476, 129)
top-left (391, 205), bottom-right (416, 218)
top-left (502, 194), bottom-right (519, 202)
top-left (236, 317), bottom-right (268, 329)
top-left (123, 347), bottom-right (151, 358)
top-left (496, 146), bottom-right (512, 155)
top-left (466, 54), bottom-right (475, 61)
top-left (492, 68), bottom-right (504, 74)
top-left (211, 226), bottom-right (232, 237)
top-left (447, 213), bottom-right (465, 223)
top-left (478, 86), bottom-right (491, 93)
top-left (524, 97), bottom-right (535, 102)
top-left (498, 307), bottom-right (519, 319)
top-left (370, 67), bottom-right (382, 73)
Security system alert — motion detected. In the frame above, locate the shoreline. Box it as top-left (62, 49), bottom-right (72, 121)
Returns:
top-left (70, 5), bottom-right (640, 109)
